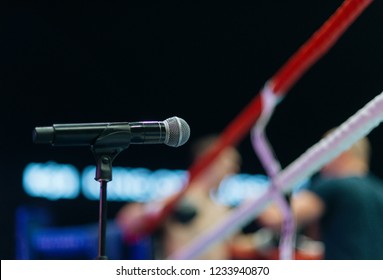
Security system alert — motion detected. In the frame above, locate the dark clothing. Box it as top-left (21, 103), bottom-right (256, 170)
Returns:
top-left (307, 174), bottom-right (383, 259)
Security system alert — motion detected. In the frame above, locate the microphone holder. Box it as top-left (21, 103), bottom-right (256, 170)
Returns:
top-left (91, 136), bottom-right (130, 260)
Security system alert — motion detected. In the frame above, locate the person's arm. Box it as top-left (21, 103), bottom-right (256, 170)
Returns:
top-left (292, 190), bottom-right (325, 226)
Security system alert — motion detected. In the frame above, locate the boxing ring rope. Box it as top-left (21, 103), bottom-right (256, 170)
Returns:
top-left (250, 83), bottom-right (295, 260)
top-left (165, 0), bottom-right (375, 260)
top-left (124, 0), bottom-right (374, 252)
top-left (169, 90), bottom-right (383, 260)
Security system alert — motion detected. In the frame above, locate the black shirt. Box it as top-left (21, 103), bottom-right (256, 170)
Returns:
top-left (307, 174), bottom-right (383, 259)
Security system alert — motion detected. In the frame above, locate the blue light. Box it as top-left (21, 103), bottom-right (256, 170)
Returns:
top-left (23, 162), bottom-right (310, 204)
top-left (22, 162), bottom-right (80, 200)
top-left (81, 166), bottom-right (188, 202)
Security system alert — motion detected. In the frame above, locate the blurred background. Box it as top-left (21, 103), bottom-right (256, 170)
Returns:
top-left (1, 1), bottom-right (383, 259)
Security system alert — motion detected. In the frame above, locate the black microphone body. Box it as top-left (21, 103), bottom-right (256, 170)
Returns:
top-left (33, 117), bottom-right (190, 148)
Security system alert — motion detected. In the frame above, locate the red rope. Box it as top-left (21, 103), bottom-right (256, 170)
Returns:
top-left (127, 0), bottom-right (374, 240)
top-left (272, 0), bottom-right (373, 96)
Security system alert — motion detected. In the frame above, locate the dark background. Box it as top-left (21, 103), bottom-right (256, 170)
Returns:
top-left (1, 1), bottom-right (383, 259)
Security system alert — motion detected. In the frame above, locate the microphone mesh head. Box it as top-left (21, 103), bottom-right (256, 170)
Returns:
top-left (164, 117), bottom-right (190, 147)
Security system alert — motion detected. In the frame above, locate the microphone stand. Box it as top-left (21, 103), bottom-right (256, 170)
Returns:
top-left (32, 117), bottom-right (190, 260)
top-left (93, 154), bottom-right (112, 260)
top-left (91, 135), bottom-right (131, 260)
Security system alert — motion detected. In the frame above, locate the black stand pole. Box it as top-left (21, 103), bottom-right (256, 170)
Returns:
top-left (97, 180), bottom-right (108, 260)
top-left (93, 153), bottom-right (118, 260)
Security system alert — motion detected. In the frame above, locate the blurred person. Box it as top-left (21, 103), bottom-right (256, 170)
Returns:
top-left (257, 130), bottom-right (383, 259)
top-left (116, 134), bottom-right (242, 259)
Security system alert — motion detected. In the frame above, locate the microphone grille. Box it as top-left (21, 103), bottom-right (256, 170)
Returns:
top-left (164, 117), bottom-right (190, 147)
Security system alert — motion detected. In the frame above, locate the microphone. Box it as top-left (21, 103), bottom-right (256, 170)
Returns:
top-left (33, 116), bottom-right (190, 148)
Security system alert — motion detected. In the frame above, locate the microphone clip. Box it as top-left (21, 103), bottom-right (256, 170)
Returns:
top-left (91, 127), bottom-right (132, 182)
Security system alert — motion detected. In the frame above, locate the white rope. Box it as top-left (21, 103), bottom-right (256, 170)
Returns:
top-left (251, 83), bottom-right (295, 260)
